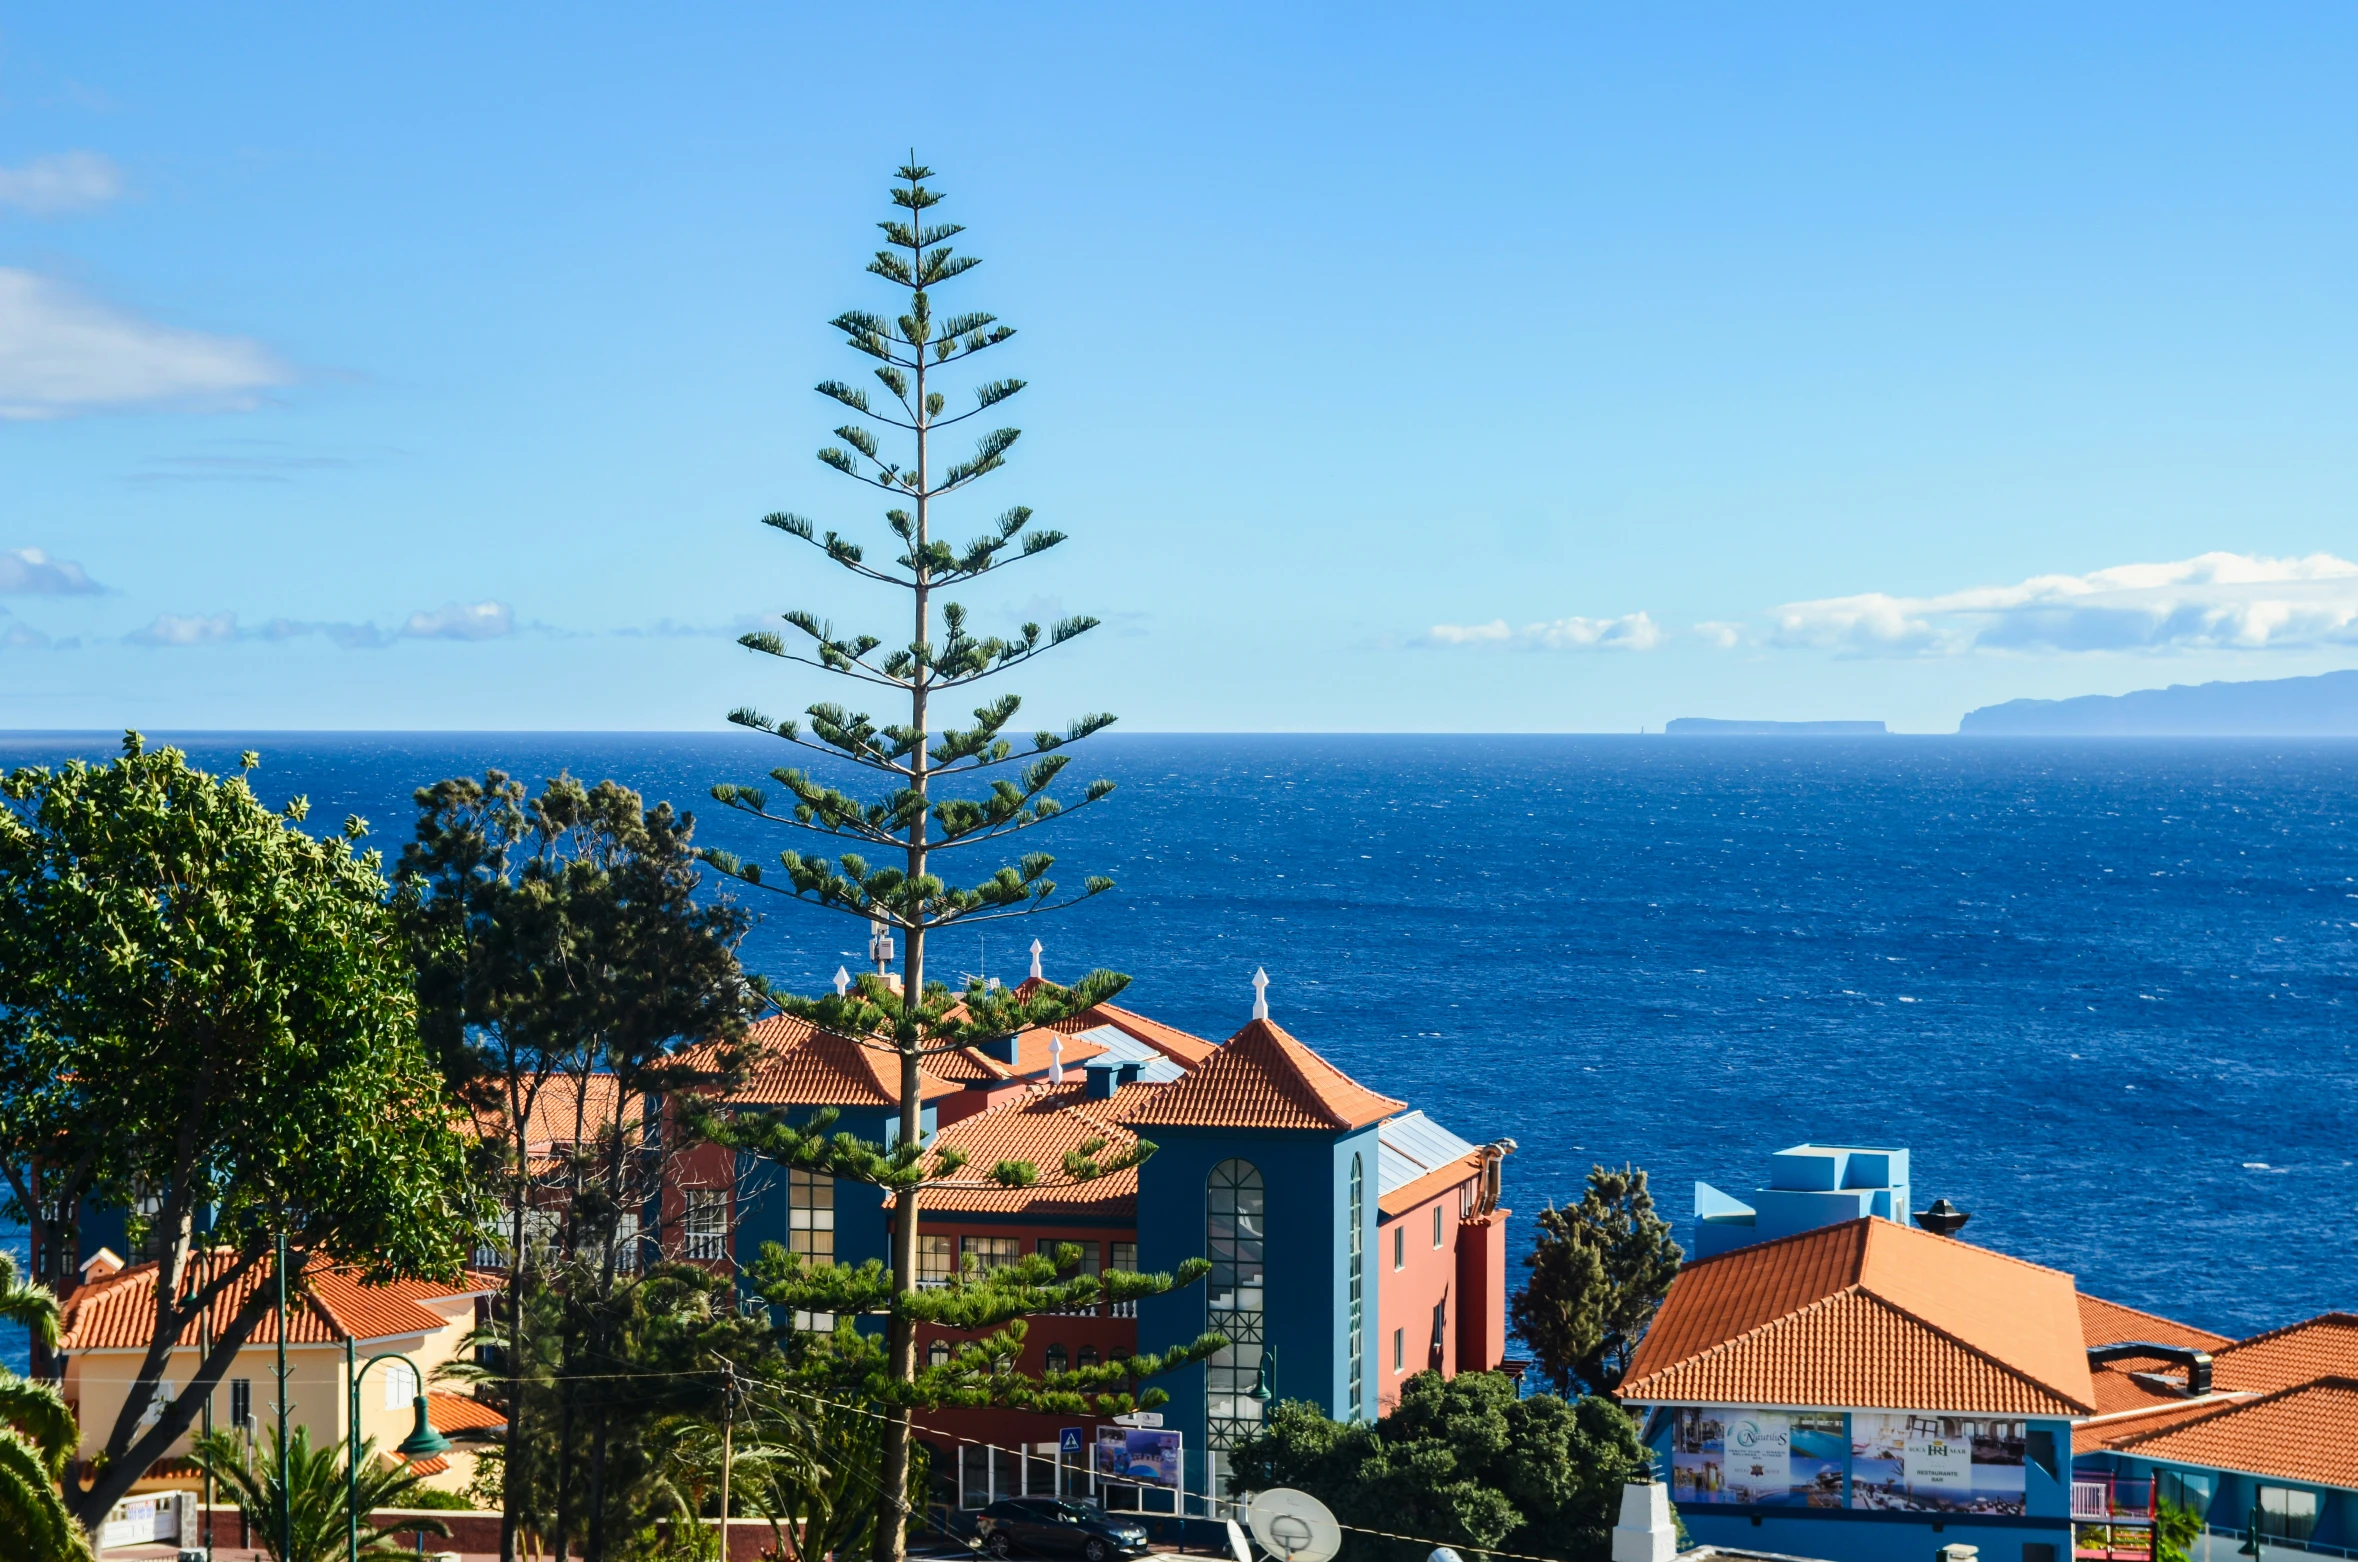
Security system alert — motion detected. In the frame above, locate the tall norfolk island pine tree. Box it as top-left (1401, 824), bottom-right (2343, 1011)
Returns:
top-left (702, 162), bottom-right (1218, 1562)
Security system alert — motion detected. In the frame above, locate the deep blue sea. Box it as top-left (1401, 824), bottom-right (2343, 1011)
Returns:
top-left (5, 732), bottom-right (2355, 1373)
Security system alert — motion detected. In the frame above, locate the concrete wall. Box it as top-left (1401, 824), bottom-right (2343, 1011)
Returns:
top-left (1375, 1181), bottom-right (1467, 1411)
top-left (1454, 1210), bottom-right (1509, 1373)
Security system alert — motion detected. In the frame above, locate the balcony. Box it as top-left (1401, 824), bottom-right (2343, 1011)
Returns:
top-left (2075, 1479), bottom-right (2153, 1562)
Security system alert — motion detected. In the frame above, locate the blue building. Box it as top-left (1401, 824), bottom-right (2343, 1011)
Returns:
top-left (1693, 1143), bottom-right (1910, 1260)
top-left (1619, 1216), bottom-right (2086, 1562)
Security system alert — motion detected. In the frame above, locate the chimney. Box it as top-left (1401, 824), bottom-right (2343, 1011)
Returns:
top-left (1084, 1064), bottom-right (1119, 1101)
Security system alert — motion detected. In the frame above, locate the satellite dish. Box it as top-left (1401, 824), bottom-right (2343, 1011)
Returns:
top-left (1246, 1487), bottom-right (1343, 1562)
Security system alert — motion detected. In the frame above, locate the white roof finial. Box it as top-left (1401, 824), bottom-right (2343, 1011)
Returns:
top-left (1251, 966), bottom-right (1270, 1021)
top-left (832, 966), bottom-right (851, 997)
top-left (1048, 1030), bottom-right (1064, 1086)
top-left (1029, 937), bottom-right (1044, 981)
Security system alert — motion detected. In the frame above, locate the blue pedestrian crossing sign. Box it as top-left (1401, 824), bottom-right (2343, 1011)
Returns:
top-left (1060, 1427), bottom-right (1085, 1458)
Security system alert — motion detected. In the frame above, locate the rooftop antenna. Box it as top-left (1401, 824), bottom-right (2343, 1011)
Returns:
top-left (1252, 966), bottom-right (1270, 1021)
top-left (832, 966), bottom-right (851, 998)
top-left (867, 919), bottom-right (895, 975)
top-left (1029, 938), bottom-right (1044, 982)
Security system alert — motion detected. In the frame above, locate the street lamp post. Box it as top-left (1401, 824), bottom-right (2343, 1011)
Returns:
top-left (344, 1340), bottom-right (451, 1562)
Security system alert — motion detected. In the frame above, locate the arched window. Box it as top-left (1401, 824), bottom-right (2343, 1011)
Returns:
top-left (1077, 1345), bottom-right (1100, 1368)
top-left (928, 1340), bottom-right (951, 1367)
top-left (1348, 1152), bottom-right (1365, 1419)
top-left (1045, 1343), bottom-right (1070, 1374)
top-left (1206, 1158), bottom-right (1266, 1489)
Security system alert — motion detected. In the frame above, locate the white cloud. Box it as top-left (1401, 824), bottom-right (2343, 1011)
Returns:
top-left (1420, 611), bottom-right (1661, 651)
top-left (1772, 552), bottom-right (2358, 657)
top-left (1694, 621), bottom-right (1745, 650)
top-left (0, 269), bottom-right (288, 419)
top-left (0, 546), bottom-right (103, 595)
top-left (129, 611), bottom-right (238, 647)
top-left (403, 600), bottom-right (513, 641)
top-left (128, 601), bottom-right (517, 648)
top-left (0, 152), bottom-right (123, 215)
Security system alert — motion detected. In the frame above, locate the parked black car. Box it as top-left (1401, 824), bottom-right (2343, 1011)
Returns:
top-left (974, 1497), bottom-right (1151, 1561)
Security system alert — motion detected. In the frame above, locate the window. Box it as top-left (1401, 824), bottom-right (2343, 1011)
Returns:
top-left (2258, 1487), bottom-right (2319, 1543)
top-left (1433, 1204), bottom-right (1445, 1249)
top-left (683, 1189), bottom-right (729, 1262)
top-left (229, 1379), bottom-right (252, 1433)
top-left (928, 1341), bottom-right (951, 1367)
top-left (1109, 1242), bottom-right (1138, 1317)
top-left (1393, 1226), bottom-right (1403, 1271)
top-left (2025, 1429), bottom-right (2059, 1482)
top-left (2156, 1469), bottom-right (2211, 1517)
top-left (1430, 1297), bottom-right (1448, 1370)
top-left (1393, 1328), bottom-right (1404, 1372)
top-left (1348, 1153), bottom-right (1364, 1420)
top-left (789, 1168), bottom-right (835, 1262)
top-left (1205, 1158), bottom-right (1267, 1486)
top-left (918, 1233), bottom-right (954, 1288)
top-left (383, 1359), bottom-right (418, 1412)
top-left (1044, 1344), bottom-right (1069, 1373)
top-left (961, 1235), bottom-right (1021, 1272)
top-left (610, 1210), bottom-right (641, 1275)
top-left (1077, 1345), bottom-right (1100, 1368)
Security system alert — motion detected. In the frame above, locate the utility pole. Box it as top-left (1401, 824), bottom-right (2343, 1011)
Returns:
top-left (717, 1358), bottom-right (736, 1562)
top-left (276, 1230), bottom-right (291, 1562)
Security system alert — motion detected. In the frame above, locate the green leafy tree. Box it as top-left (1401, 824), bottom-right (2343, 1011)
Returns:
top-left (400, 771), bottom-right (759, 1562)
top-left (192, 1425), bottom-right (450, 1562)
top-left (0, 735), bottom-right (479, 1535)
top-left (1228, 1371), bottom-right (1652, 1562)
top-left (2154, 1495), bottom-right (2205, 1562)
top-left (1511, 1165), bottom-right (1683, 1396)
top-left (0, 1251), bottom-right (86, 1561)
top-left (440, 1263), bottom-right (776, 1562)
top-left (700, 160), bottom-right (1190, 1562)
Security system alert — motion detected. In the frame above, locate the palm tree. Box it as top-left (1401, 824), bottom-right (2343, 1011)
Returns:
top-left (192, 1424), bottom-right (450, 1562)
top-left (0, 1249), bottom-right (86, 1562)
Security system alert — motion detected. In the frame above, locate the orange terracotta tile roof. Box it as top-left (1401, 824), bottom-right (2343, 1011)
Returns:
top-left (2104, 1377), bottom-right (2358, 1487)
top-left (61, 1256), bottom-right (493, 1352)
top-left (2078, 1292), bottom-right (2233, 1352)
top-left (2211, 1312), bottom-right (2358, 1393)
top-left (1126, 1018), bottom-right (1403, 1132)
top-left (1619, 1218), bottom-right (2096, 1417)
top-left (724, 1014), bottom-right (960, 1108)
top-left (922, 1046), bottom-right (1017, 1086)
top-left (2074, 1394), bottom-right (2257, 1456)
top-left (1052, 1002), bottom-right (1217, 1067)
top-left (917, 1081), bottom-right (1161, 1218)
top-left (2088, 1357), bottom-right (2205, 1417)
top-left (425, 1390), bottom-right (507, 1434)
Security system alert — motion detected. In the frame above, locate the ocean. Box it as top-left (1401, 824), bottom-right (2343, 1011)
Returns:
top-left (3, 731), bottom-right (2354, 1374)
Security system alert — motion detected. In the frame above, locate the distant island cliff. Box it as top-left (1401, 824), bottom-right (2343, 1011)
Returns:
top-left (1666, 719), bottom-right (1888, 735)
top-left (1960, 669), bottom-right (2358, 735)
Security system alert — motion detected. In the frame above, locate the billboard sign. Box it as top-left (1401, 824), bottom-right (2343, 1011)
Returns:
top-left (1849, 1414), bottom-right (2026, 1515)
top-left (1669, 1409), bottom-right (1845, 1507)
top-left (1096, 1427), bottom-right (1183, 1490)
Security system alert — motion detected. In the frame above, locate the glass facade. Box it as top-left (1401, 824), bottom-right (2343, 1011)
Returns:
top-left (1348, 1153), bottom-right (1365, 1419)
top-left (1205, 1157), bottom-right (1267, 1488)
top-left (787, 1168), bottom-right (834, 1330)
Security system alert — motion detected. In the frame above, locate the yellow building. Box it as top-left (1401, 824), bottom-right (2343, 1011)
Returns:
top-left (57, 1249), bottom-right (503, 1499)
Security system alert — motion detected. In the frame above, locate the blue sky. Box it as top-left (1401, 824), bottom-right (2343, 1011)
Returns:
top-left (3, 6), bottom-right (2357, 733)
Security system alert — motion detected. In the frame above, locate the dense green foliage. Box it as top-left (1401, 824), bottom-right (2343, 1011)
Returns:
top-left (0, 1252), bottom-right (85, 1561)
top-left (193, 1424), bottom-right (449, 1562)
top-left (1510, 1165), bottom-right (1683, 1395)
top-left (0, 734), bottom-right (479, 1531)
top-left (2155, 1495), bottom-right (2206, 1562)
top-left (400, 770), bottom-right (760, 1562)
top-left (1228, 1371), bottom-right (1653, 1562)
